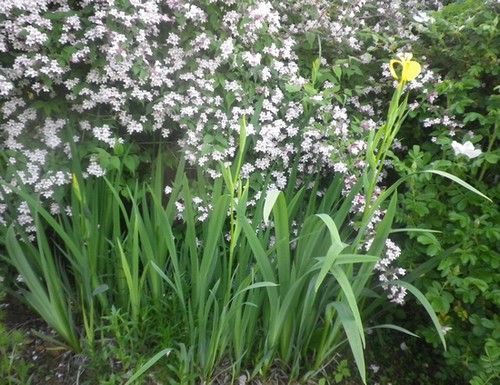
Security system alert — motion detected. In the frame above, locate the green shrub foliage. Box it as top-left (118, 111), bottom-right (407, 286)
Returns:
top-left (392, 1), bottom-right (499, 383)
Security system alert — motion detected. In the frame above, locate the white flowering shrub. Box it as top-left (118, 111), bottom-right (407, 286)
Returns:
top-left (1, 0), bottom-right (444, 205)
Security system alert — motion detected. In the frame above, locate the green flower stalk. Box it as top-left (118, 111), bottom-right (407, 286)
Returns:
top-left (364, 53), bottom-right (422, 213)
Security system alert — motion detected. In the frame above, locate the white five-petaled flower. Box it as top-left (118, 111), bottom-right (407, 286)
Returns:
top-left (451, 141), bottom-right (482, 159)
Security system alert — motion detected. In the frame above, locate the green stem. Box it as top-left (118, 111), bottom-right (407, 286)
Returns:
top-left (478, 121), bottom-right (497, 182)
top-left (363, 82), bottom-right (405, 226)
top-left (226, 116), bottom-right (248, 300)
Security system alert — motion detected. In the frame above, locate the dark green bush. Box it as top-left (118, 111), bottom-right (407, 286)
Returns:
top-left (393, 1), bottom-right (500, 383)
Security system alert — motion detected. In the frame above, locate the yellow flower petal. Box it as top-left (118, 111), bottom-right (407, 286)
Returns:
top-left (401, 60), bottom-right (421, 81)
top-left (389, 54), bottom-right (422, 82)
top-left (389, 59), bottom-right (401, 79)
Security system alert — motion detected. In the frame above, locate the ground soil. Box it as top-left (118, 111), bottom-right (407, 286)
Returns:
top-left (2, 295), bottom-right (87, 385)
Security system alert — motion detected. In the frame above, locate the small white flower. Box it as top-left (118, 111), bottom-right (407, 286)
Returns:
top-left (175, 201), bottom-right (185, 212)
top-left (413, 11), bottom-right (434, 24)
top-left (451, 141), bottom-right (482, 159)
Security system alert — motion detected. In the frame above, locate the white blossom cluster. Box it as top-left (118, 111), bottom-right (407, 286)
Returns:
top-left (284, 0), bottom-right (444, 50)
top-left (375, 239), bottom-right (407, 305)
top-left (351, 186), bottom-right (408, 305)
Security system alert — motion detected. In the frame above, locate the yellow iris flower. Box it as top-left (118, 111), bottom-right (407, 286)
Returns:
top-left (389, 53), bottom-right (421, 82)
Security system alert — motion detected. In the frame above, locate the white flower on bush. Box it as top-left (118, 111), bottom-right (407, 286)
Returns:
top-left (242, 51), bottom-right (262, 67)
top-left (451, 141), bottom-right (482, 159)
top-left (86, 156), bottom-right (106, 177)
top-left (413, 11), bottom-right (434, 25)
top-left (0, 74), bottom-right (14, 96)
